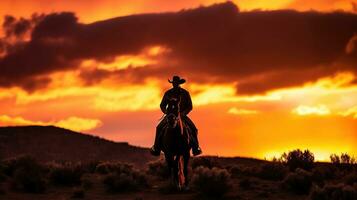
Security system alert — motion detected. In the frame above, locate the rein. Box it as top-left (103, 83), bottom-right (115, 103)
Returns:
top-left (177, 96), bottom-right (184, 136)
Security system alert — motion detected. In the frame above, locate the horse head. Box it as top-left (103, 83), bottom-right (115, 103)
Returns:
top-left (166, 97), bottom-right (180, 128)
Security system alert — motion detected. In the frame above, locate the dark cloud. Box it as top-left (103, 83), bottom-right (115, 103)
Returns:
top-left (3, 15), bottom-right (31, 38)
top-left (352, 2), bottom-right (357, 13)
top-left (0, 2), bottom-right (357, 93)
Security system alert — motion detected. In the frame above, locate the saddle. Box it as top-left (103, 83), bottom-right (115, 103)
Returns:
top-left (161, 115), bottom-right (194, 145)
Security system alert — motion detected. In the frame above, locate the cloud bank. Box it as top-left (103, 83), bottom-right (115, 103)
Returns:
top-left (1, 2), bottom-right (357, 94)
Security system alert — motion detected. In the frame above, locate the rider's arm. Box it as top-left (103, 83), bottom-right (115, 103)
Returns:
top-left (160, 92), bottom-right (168, 114)
top-left (182, 91), bottom-right (193, 115)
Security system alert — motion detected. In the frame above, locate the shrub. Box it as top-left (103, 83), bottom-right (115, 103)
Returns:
top-left (344, 172), bottom-right (357, 186)
top-left (191, 166), bottom-right (231, 199)
top-left (0, 184), bottom-right (5, 195)
top-left (258, 162), bottom-right (288, 181)
top-left (2, 159), bottom-right (15, 177)
top-left (0, 169), bottom-right (6, 183)
top-left (71, 187), bottom-right (85, 198)
top-left (229, 165), bottom-right (243, 178)
top-left (3, 155), bottom-right (47, 177)
top-left (341, 154), bottom-right (356, 165)
top-left (81, 176), bottom-right (93, 190)
top-left (10, 156), bottom-right (46, 193)
top-left (309, 183), bottom-right (357, 200)
top-left (147, 159), bottom-right (169, 179)
top-left (282, 168), bottom-right (313, 195)
top-left (330, 154), bottom-right (341, 165)
top-left (0, 161), bottom-right (6, 182)
top-left (103, 168), bottom-right (147, 193)
top-left (330, 153), bottom-right (356, 171)
top-left (49, 164), bottom-right (83, 186)
top-left (229, 165), bottom-right (260, 178)
top-left (239, 177), bottom-right (252, 190)
top-left (83, 161), bottom-right (100, 174)
top-left (312, 165), bottom-right (337, 185)
top-left (281, 149), bottom-right (315, 171)
top-left (95, 162), bottom-right (133, 175)
top-left (191, 157), bottom-right (220, 170)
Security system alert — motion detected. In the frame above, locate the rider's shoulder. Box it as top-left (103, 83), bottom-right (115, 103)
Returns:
top-left (165, 88), bottom-right (174, 94)
top-left (179, 88), bottom-right (189, 94)
top-left (165, 87), bottom-right (189, 95)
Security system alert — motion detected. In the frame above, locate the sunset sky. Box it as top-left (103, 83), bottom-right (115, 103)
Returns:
top-left (1, 0), bottom-right (357, 161)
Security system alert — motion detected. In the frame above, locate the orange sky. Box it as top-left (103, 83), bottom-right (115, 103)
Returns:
top-left (1, 0), bottom-right (357, 24)
top-left (1, 0), bottom-right (357, 161)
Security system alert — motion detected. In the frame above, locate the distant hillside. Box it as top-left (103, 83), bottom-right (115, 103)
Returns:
top-left (0, 126), bottom-right (153, 166)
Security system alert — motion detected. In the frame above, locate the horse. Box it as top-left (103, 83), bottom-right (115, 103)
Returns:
top-left (160, 97), bottom-right (191, 190)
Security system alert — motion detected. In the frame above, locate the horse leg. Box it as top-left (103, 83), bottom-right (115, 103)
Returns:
top-left (183, 152), bottom-right (190, 188)
top-left (165, 154), bottom-right (177, 188)
top-left (173, 155), bottom-right (182, 190)
top-left (165, 154), bottom-right (174, 179)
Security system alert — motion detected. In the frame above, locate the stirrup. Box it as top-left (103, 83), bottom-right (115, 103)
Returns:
top-left (192, 147), bottom-right (202, 156)
top-left (150, 146), bottom-right (161, 156)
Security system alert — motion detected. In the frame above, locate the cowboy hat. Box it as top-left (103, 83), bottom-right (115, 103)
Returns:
top-left (168, 75), bottom-right (186, 84)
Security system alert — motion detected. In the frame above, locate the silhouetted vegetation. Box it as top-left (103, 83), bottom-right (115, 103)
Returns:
top-left (81, 175), bottom-right (93, 190)
top-left (330, 153), bottom-right (356, 171)
top-left (343, 171), bottom-right (357, 186)
top-left (0, 184), bottom-right (5, 195)
top-left (330, 153), bottom-right (356, 165)
top-left (258, 162), bottom-right (288, 181)
top-left (239, 177), bottom-right (253, 189)
top-left (311, 165), bottom-right (338, 185)
top-left (9, 156), bottom-right (47, 193)
top-left (147, 159), bottom-right (169, 179)
top-left (82, 161), bottom-right (100, 174)
top-left (49, 163), bottom-right (83, 186)
top-left (102, 164), bottom-right (147, 193)
top-left (191, 157), bottom-right (220, 169)
top-left (191, 166), bottom-right (231, 199)
top-left (71, 187), bottom-right (85, 198)
top-left (1, 145), bottom-right (357, 199)
top-left (229, 165), bottom-right (260, 178)
top-left (228, 165), bottom-right (243, 178)
top-left (281, 149), bottom-right (315, 171)
top-left (309, 183), bottom-right (357, 200)
top-left (0, 161), bottom-right (6, 183)
top-left (95, 161), bottom-right (133, 175)
top-left (282, 168), bottom-right (313, 195)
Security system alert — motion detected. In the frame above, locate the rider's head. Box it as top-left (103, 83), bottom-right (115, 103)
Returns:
top-left (168, 75), bottom-right (185, 89)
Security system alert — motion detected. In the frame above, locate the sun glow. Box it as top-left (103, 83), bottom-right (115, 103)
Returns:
top-left (339, 106), bottom-right (357, 119)
top-left (0, 115), bottom-right (102, 132)
top-left (292, 104), bottom-right (331, 116)
top-left (228, 107), bottom-right (259, 115)
top-left (80, 46), bottom-right (169, 71)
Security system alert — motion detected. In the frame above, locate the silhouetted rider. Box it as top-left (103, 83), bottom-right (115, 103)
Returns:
top-left (150, 75), bottom-right (202, 156)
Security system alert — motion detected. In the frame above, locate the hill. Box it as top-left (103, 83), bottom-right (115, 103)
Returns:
top-left (0, 125), bottom-right (153, 166)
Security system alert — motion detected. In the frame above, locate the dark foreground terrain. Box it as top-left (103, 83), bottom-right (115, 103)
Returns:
top-left (0, 126), bottom-right (356, 200)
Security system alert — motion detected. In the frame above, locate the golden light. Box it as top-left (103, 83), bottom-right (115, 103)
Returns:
top-left (0, 115), bottom-right (102, 132)
top-left (55, 116), bottom-right (102, 132)
top-left (228, 107), bottom-right (259, 115)
top-left (235, 0), bottom-right (294, 11)
top-left (339, 106), bottom-right (357, 119)
top-left (93, 84), bottom-right (161, 111)
top-left (80, 45), bottom-right (168, 71)
top-left (189, 83), bottom-right (281, 106)
top-left (292, 104), bottom-right (331, 116)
